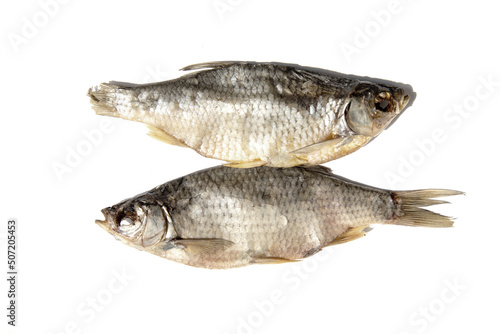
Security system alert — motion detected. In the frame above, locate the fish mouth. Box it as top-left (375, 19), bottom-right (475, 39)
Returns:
top-left (400, 94), bottom-right (410, 110)
top-left (96, 208), bottom-right (113, 232)
top-left (95, 218), bottom-right (112, 232)
top-left (391, 86), bottom-right (410, 112)
top-left (383, 89), bottom-right (412, 131)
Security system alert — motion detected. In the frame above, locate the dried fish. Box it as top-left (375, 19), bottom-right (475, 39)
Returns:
top-left (89, 61), bottom-right (411, 167)
top-left (96, 166), bottom-right (460, 269)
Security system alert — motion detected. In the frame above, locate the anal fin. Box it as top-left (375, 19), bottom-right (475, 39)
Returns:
top-left (327, 226), bottom-right (371, 246)
top-left (254, 256), bottom-right (300, 264)
top-left (147, 125), bottom-right (189, 148)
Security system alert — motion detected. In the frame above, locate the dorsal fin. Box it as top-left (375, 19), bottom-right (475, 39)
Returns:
top-left (180, 61), bottom-right (246, 71)
top-left (299, 165), bottom-right (333, 177)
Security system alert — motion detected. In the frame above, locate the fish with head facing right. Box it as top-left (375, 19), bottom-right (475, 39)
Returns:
top-left (88, 61), bottom-right (413, 167)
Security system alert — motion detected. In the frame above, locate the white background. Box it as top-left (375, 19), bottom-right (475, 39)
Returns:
top-left (1, 1), bottom-right (499, 333)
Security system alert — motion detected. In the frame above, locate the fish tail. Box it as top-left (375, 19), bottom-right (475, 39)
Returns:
top-left (88, 81), bottom-right (140, 117)
top-left (391, 189), bottom-right (464, 227)
top-left (87, 83), bottom-right (121, 117)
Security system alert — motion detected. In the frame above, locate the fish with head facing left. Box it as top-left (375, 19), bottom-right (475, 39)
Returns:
top-left (96, 166), bottom-right (462, 269)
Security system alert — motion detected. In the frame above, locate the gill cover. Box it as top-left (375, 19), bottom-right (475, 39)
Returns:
top-left (141, 204), bottom-right (166, 247)
top-left (102, 194), bottom-right (168, 248)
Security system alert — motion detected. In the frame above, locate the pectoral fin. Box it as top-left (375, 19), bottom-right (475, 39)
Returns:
top-left (290, 137), bottom-right (345, 156)
top-left (147, 125), bottom-right (189, 148)
top-left (174, 238), bottom-right (235, 256)
top-left (327, 226), bottom-right (371, 246)
top-left (254, 256), bottom-right (300, 264)
top-left (290, 135), bottom-right (370, 164)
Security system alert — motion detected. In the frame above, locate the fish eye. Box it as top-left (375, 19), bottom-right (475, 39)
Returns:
top-left (120, 217), bottom-right (134, 227)
top-left (118, 216), bottom-right (142, 235)
top-left (375, 100), bottom-right (391, 112)
top-left (378, 91), bottom-right (390, 99)
top-left (374, 91), bottom-right (393, 113)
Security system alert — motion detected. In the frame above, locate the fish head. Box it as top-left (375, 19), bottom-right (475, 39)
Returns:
top-left (345, 82), bottom-right (410, 137)
top-left (96, 194), bottom-right (168, 249)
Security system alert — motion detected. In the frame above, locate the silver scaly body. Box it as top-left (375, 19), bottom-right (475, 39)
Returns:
top-left (97, 166), bottom-right (461, 269)
top-left (89, 61), bottom-right (410, 167)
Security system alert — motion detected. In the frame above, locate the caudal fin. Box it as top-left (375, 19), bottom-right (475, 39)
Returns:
top-left (392, 189), bottom-right (464, 228)
top-left (87, 83), bottom-right (121, 117)
top-left (88, 81), bottom-right (140, 117)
